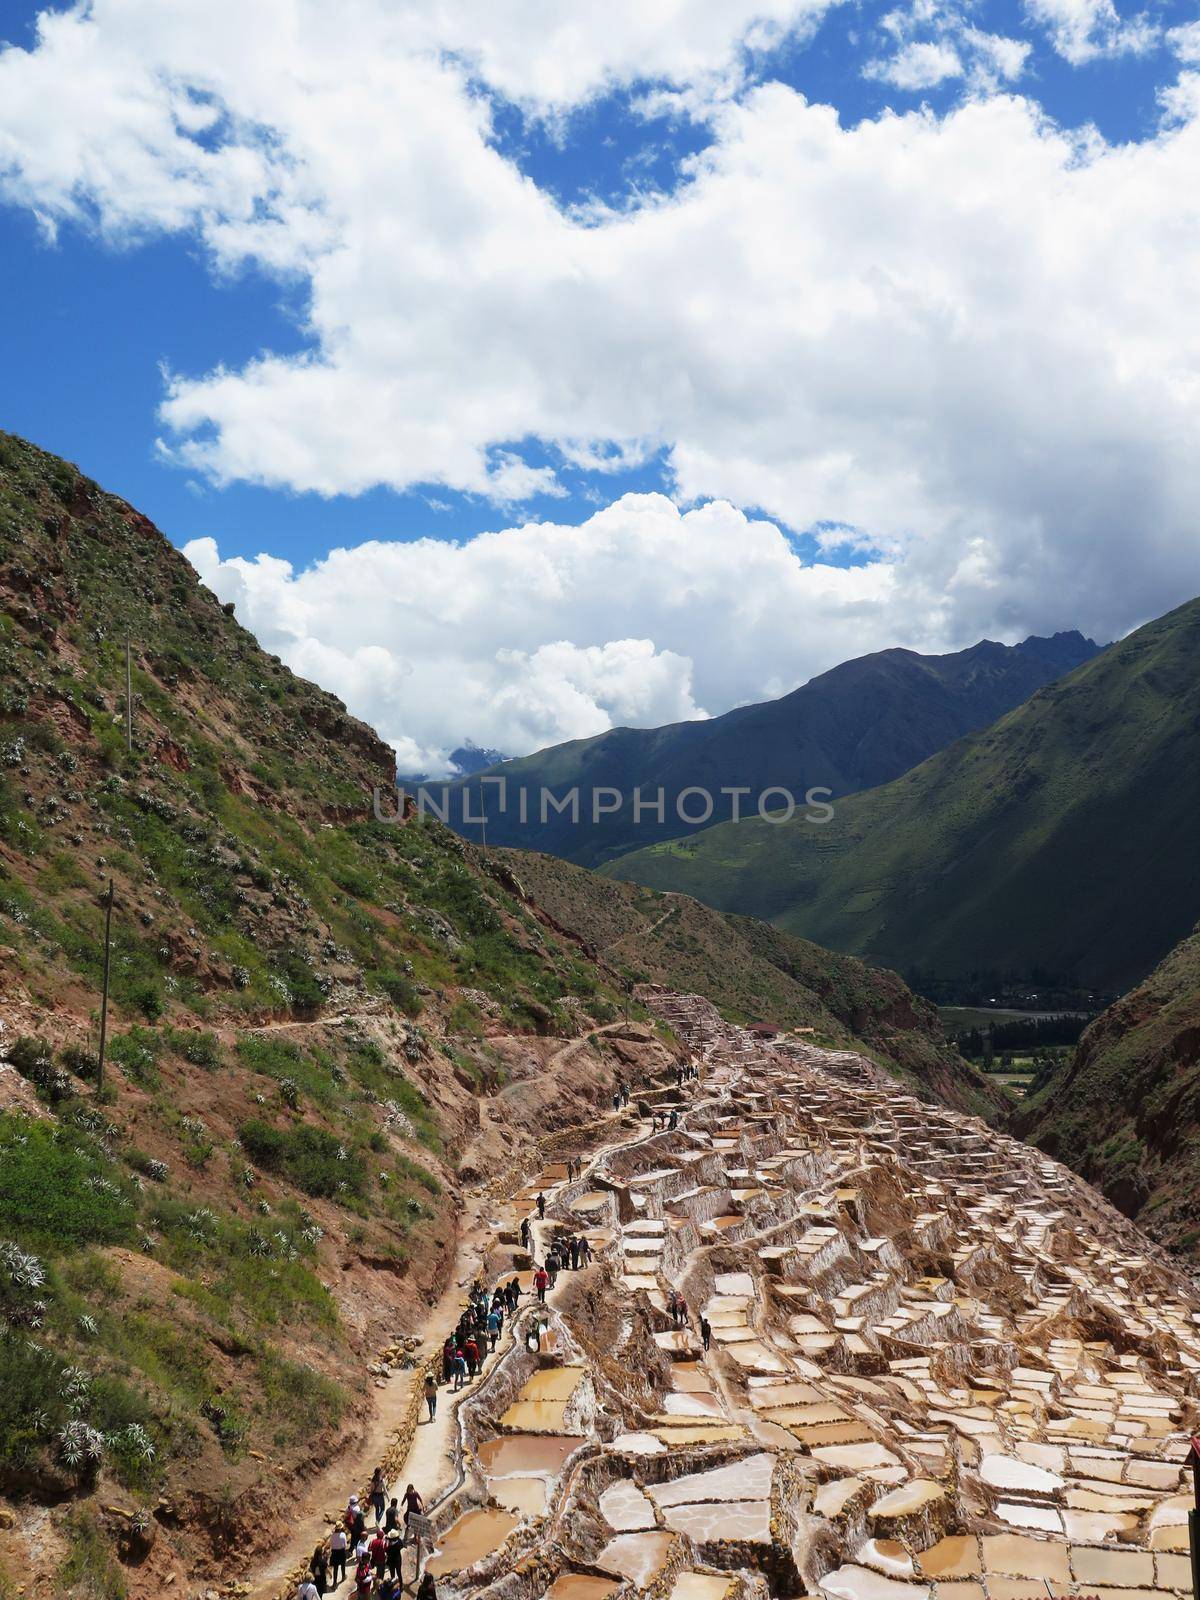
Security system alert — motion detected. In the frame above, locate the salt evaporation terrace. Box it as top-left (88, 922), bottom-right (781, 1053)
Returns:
top-left (419, 988), bottom-right (1200, 1600)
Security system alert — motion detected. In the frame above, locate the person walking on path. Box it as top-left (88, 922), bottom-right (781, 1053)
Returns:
top-left (546, 1251), bottom-right (560, 1289)
top-left (534, 1264), bottom-right (549, 1303)
top-left (424, 1372), bottom-right (438, 1421)
top-left (700, 1315), bottom-right (712, 1352)
top-left (298, 1578), bottom-right (321, 1600)
top-left (386, 1526), bottom-right (404, 1580)
top-left (442, 1335), bottom-right (456, 1385)
top-left (330, 1526), bottom-right (349, 1587)
top-left (463, 1335), bottom-right (480, 1378)
top-left (578, 1234), bottom-right (592, 1266)
top-left (417, 1574), bottom-right (438, 1600)
top-left (537, 1192), bottom-right (546, 1219)
top-left (370, 1466), bottom-right (387, 1528)
top-left (451, 1348), bottom-right (468, 1390)
top-left (346, 1496), bottom-right (366, 1550)
top-left (520, 1216), bottom-right (531, 1250)
top-left (308, 1543), bottom-right (329, 1596)
top-left (487, 1306), bottom-right (501, 1351)
top-left (370, 1528), bottom-right (388, 1580)
top-left (403, 1484), bottom-right (425, 1528)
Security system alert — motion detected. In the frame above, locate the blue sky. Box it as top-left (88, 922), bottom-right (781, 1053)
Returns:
top-left (0, 0), bottom-right (1197, 768)
top-left (0, 0), bottom-right (1190, 567)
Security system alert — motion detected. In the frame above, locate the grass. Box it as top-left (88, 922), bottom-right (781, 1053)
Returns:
top-left (0, 1113), bottom-right (137, 1251)
top-left (60, 1509), bottom-right (128, 1598)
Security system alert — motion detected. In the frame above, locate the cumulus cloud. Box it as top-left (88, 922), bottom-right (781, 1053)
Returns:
top-left (866, 40), bottom-right (964, 88)
top-left (183, 495), bottom-right (898, 772)
top-left (1021, 0), bottom-right (1158, 63)
top-left (2, 0), bottom-right (1200, 755)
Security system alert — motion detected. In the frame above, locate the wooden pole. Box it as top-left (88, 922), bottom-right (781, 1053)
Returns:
top-left (96, 879), bottom-right (114, 1098)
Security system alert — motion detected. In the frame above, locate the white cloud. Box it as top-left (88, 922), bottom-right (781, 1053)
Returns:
top-left (183, 496), bottom-right (897, 771)
top-left (2, 0), bottom-right (1200, 751)
top-left (866, 39), bottom-right (964, 88)
top-left (1022, 0), bottom-right (1158, 63)
top-left (1167, 22), bottom-right (1200, 63)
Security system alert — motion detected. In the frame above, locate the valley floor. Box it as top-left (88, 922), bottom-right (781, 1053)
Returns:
top-left (261, 991), bottom-right (1200, 1600)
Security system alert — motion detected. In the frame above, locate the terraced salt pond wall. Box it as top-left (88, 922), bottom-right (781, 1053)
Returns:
top-left (419, 988), bottom-right (1200, 1600)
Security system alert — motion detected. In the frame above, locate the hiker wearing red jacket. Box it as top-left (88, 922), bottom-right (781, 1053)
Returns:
top-left (534, 1265), bottom-right (549, 1303)
top-left (463, 1335), bottom-right (480, 1377)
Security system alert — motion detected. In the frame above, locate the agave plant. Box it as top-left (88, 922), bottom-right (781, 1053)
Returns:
top-left (57, 1420), bottom-right (104, 1469)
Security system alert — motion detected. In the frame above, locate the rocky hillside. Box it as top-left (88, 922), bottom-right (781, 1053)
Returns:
top-left (504, 850), bottom-right (1003, 1119)
top-left (0, 432), bottom-right (682, 1592)
top-left (607, 598), bottom-right (1200, 996)
top-left (1020, 923), bottom-right (1200, 1254)
top-left (436, 632), bottom-right (1099, 866)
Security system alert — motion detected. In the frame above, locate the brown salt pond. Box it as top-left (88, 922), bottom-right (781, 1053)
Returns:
top-left (426, 1507), bottom-right (519, 1576)
top-left (520, 1366), bottom-right (586, 1402)
top-left (489, 1475), bottom-right (549, 1517)
top-left (477, 1434), bottom-right (577, 1476)
top-left (544, 1577), bottom-right (621, 1600)
top-left (669, 1574), bottom-right (732, 1600)
top-left (498, 1400), bottom-right (577, 1433)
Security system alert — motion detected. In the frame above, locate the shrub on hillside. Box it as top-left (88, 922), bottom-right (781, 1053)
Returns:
top-left (237, 1119), bottom-right (367, 1202)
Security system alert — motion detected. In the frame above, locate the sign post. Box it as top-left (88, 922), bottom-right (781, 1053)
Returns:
top-left (407, 1512), bottom-right (434, 1584)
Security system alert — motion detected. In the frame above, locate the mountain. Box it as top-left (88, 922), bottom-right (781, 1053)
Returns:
top-left (1019, 923), bottom-right (1200, 1253)
top-left (0, 432), bottom-right (674, 1582)
top-left (429, 631), bottom-right (1100, 866)
top-left (0, 431), bottom-right (984, 1588)
top-left (396, 739), bottom-right (509, 788)
top-left (606, 597), bottom-right (1200, 997)
top-left (503, 849), bottom-right (1005, 1118)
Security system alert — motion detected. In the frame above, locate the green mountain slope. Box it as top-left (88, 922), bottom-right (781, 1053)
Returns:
top-left (1019, 924), bottom-right (1200, 1253)
top-left (605, 598), bottom-right (1200, 995)
top-left (433, 632), bottom-right (1098, 866)
top-left (0, 432), bottom-right (661, 1577)
top-left (504, 849), bottom-right (1004, 1118)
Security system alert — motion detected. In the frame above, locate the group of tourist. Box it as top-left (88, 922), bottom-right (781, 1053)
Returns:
top-left (299, 1478), bottom-right (436, 1597)
top-left (441, 1276), bottom-right (519, 1391)
top-left (295, 1059), bottom-right (701, 1600)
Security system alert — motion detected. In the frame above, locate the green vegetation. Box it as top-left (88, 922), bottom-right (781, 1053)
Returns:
top-left (505, 849), bottom-right (1002, 1116)
top-left (606, 600), bottom-right (1200, 996)
top-left (0, 1115), bottom-right (137, 1251)
top-left (238, 1118), bottom-right (369, 1203)
top-left (1020, 923), bottom-right (1200, 1253)
top-left (59, 1508), bottom-right (128, 1599)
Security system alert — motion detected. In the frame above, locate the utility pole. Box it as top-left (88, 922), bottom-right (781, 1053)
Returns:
top-left (96, 879), bottom-right (114, 1098)
top-left (125, 636), bottom-right (133, 753)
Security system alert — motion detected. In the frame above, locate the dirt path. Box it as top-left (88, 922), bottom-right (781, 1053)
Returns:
top-left (246, 1024), bottom-right (646, 1599)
